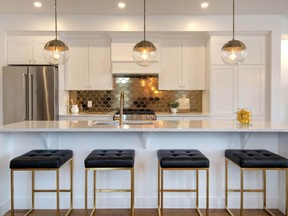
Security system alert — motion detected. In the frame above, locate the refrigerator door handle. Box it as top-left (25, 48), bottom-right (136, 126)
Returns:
top-left (28, 73), bottom-right (33, 120)
top-left (23, 73), bottom-right (28, 120)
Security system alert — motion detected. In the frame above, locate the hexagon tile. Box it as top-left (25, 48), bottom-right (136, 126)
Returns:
top-left (69, 75), bottom-right (202, 113)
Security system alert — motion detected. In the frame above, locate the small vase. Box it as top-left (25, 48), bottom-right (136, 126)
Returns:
top-left (170, 108), bottom-right (178, 115)
top-left (70, 105), bottom-right (79, 115)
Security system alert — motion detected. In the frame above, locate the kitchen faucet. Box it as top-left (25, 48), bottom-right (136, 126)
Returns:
top-left (119, 91), bottom-right (124, 126)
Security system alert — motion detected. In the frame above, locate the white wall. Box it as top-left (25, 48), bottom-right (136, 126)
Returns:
top-left (0, 14), bottom-right (284, 123)
top-left (281, 18), bottom-right (288, 123)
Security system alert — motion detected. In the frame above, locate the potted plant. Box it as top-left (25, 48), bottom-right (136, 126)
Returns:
top-left (168, 101), bottom-right (180, 114)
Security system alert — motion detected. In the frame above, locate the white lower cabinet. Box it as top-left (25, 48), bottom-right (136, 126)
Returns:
top-left (210, 65), bottom-right (265, 119)
top-left (65, 39), bottom-right (112, 90)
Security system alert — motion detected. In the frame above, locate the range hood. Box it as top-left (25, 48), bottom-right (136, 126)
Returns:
top-left (111, 62), bottom-right (160, 74)
top-left (111, 42), bottom-right (160, 74)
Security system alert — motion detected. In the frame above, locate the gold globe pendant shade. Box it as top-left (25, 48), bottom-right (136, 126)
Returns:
top-left (43, 39), bottom-right (69, 65)
top-left (221, 0), bottom-right (247, 65)
top-left (43, 0), bottom-right (69, 65)
top-left (133, 40), bottom-right (157, 67)
top-left (132, 0), bottom-right (157, 67)
top-left (221, 39), bottom-right (247, 65)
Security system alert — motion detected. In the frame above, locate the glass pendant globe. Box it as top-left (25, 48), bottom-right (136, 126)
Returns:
top-left (133, 40), bottom-right (157, 67)
top-left (221, 40), bottom-right (247, 65)
top-left (43, 39), bottom-right (70, 65)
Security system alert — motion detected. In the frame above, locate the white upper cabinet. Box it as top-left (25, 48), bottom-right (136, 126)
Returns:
top-left (210, 36), bottom-right (266, 65)
top-left (111, 43), bottom-right (135, 62)
top-left (208, 35), bottom-right (266, 120)
top-left (159, 38), bottom-right (206, 90)
top-left (65, 39), bottom-right (112, 90)
top-left (7, 36), bottom-right (53, 65)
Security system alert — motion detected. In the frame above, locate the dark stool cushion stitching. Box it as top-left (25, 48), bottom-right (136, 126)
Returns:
top-left (85, 149), bottom-right (135, 168)
top-left (157, 149), bottom-right (210, 168)
top-left (225, 149), bottom-right (288, 168)
top-left (10, 149), bottom-right (73, 169)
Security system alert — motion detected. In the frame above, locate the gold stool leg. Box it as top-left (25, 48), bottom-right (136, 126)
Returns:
top-left (32, 171), bottom-right (35, 210)
top-left (157, 163), bottom-right (161, 216)
top-left (10, 170), bottom-right (14, 216)
top-left (196, 170), bottom-right (199, 209)
top-left (131, 168), bottom-right (135, 216)
top-left (263, 170), bottom-right (267, 210)
top-left (90, 170), bottom-right (96, 216)
top-left (70, 160), bottom-right (73, 211)
top-left (285, 169), bottom-right (288, 216)
top-left (161, 169), bottom-right (164, 216)
top-left (206, 169), bottom-right (209, 216)
top-left (85, 169), bottom-right (88, 211)
top-left (56, 169), bottom-right (60, 216)
top-left (240, 169), bottom-right (244, 216)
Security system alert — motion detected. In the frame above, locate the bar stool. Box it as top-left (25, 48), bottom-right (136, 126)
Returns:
top-left (157, 149), bottom-right (209, 216)
top-left (10, 149), bottom-right (73, 216)
top-left (225, 149), bottom-right (288, 216)
top-left (84, 149), bottom-right (135, 216)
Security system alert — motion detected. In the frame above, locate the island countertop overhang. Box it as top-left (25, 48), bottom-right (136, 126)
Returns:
top-left (0, 120), bottom-right (288, 133)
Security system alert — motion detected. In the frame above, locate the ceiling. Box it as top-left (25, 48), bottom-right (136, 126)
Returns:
top-left (1, 0), bottom-right (288, 16)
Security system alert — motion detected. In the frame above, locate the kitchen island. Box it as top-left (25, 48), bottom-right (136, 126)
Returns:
top-left (0, 120), bottom-right (287, 215)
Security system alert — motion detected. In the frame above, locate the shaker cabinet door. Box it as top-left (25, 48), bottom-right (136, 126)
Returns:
top-left (237, 65), bottom-right (265, 116)
top-left (211, 66), bottom-right (237, 116)
top-left (65, 44), bottom-right (88, 90)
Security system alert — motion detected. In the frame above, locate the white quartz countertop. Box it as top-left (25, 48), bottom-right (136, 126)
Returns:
top-left (155, 112), bottom-right (210, 117)
top-left (59, 112), bottom-right (209, 117)
top-left (0, 120), bottom-right (288, 132)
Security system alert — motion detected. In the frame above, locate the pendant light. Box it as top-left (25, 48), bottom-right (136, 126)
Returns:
top-left (43, 0), bottom-right (69, 65)
top-left (221, 0), bottom-right (247, 65)
top-left (132, 0), bottom-right (157, 67)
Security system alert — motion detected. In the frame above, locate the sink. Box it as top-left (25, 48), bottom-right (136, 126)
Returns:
top-left (92, 120), bottom-right (154, 126)
top-left (123, 120), bottom-right (154, 125)
top-left (92, 121), bottom-right (118, 125)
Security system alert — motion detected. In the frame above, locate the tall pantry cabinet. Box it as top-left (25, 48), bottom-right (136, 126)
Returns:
top-left (207, 35), bottom-right (266, 120)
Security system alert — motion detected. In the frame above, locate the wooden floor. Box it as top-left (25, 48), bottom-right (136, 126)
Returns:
top-left (4, 209), bottom-right (285, 216)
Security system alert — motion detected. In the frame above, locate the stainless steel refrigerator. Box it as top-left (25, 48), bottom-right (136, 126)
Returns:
top-left (2, 66), bottom-right (59, 124)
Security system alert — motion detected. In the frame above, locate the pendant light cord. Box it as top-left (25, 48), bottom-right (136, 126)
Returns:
top-left (232, 0), bottom-right (235, 40)
top-left (55, 0), bottom-right (58, 41)
top-left (144, 0), bottom-right (146, 42)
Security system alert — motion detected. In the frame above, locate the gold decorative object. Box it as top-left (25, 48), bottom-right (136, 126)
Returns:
top-left (237, 108), bottom-right (252, 125)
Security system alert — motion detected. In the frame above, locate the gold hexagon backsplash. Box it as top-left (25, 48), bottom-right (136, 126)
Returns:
top-left (69, 75), bottom-right (202, 113)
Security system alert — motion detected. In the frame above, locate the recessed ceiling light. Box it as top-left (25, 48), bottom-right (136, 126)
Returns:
top-left (201, 2), bottom-right (209, 8)
top-left (34, 1), bottom-right (42, 8)
top-left (118, 2), bottom-right (126, 9)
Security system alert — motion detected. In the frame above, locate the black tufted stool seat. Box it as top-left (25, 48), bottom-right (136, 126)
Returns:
top-left (10, 149), bottom-right (73, 216)
top-left (84, 149), bottom-right (135, 216)
top-left (225, 149), bottom-right (288, 216)
top-left (157, 149), bottom-right (209, 216)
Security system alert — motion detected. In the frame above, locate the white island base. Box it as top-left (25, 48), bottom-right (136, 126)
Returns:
top-left (0, 120), bottom-right (287, 215)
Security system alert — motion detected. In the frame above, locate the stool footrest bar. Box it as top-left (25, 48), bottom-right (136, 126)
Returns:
top-left (95, 189), bottom-right (131, 193)
top-left (228, 189), bottom-right (264, 193)
top-left (34, 189), bottom-right (72, 193)
top-left (161, 189), bottom-right (197, 192)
